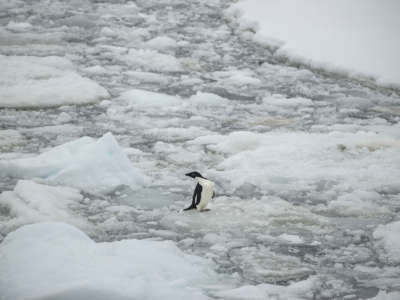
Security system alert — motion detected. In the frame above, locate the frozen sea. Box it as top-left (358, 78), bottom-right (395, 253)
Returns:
top-left (0, 0), bottom-right (400, 299)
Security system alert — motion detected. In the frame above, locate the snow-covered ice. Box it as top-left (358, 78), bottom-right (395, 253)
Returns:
top-left (0, 133), bottom-right (149, 193)
top-left (0, 180), bottom-right (87, 229)
top-left (231, 0), bottom-right (400, 87)
top-left (0, 222), bottom-right (219, 300)
top-left (373, 220), bottom-right (400, 265)
top-left (0, 55), bottom-right (109, 107)
top-left (1, 0), bottom-right (400, 299)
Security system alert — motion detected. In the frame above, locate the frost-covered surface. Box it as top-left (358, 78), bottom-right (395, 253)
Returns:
top-left (0, 55), bottom-right (109, 107)
top-left (1, 0), bottom-right (400, 299)
top-left (231, 0), bottom-right (400, 87)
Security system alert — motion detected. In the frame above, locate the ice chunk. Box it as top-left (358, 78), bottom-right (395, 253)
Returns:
top-left (0, 133), bottom-right (149, 193)
top-left (0, 222), bottom-right (216, 300)
top-left (5, 21), bottom-right (33, 33)
top-left (230, 245), bottom-right (315, 283)
top-left (212, 69), bottom-right (261, 86)
top-left (189, 92), bottom-right (229, 107)
top-left (209, 131), bottom-right (400, 195)
top-left (162, 196), bottom-right (328, 235)
top-left (215, 276), bottom-right (317, 300)
top-left (278, 234), bottom-right (304, 244)
top-left (325, 191), bottom-right (390, 217)
top-left (126, 49), bottom-right (182, 72)
top-left (0, 55), bottom-right (109, 108)
top-left (118, 89), bottom-right (183, 109)
top-left (209, 131), bottom-right (262, 154)
top-left (370, 291), bottom-right (400, 300)
top-left (373, 220), bottom-right (400, 265)
top-left (0, 180), bottom-right (87, 228)
top-left (144, 36), bottom-right (178, 51)
top-left (0, 129), bottom-right (25, 151)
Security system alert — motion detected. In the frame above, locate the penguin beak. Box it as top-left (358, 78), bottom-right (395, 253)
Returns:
top-left (185, 173), bottom-right (192, 177)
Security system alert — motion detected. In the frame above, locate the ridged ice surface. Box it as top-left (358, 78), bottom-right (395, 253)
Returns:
top-left (1, 1), bottom-right (400, 299)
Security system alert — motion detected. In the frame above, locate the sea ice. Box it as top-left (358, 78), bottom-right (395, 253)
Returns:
top-left (202, 131), bottom-right (400, 198)
top-left (117, 88), bottom-right (183, 109)
top-left (215, 276), bottom-right (316, 300)
top-left (0, 133), bottom-right (149, 193)
top-left (373, 220), bottom-right (400, 265)
top-left (0, 55), bottom-right (109, 107)
top-left (231, 0), bottom-right (400, 87)
top-left (0, 222), bottom-right (218, 300)
top-left (125, 48), bottom-right (183, 72)
top-left (0, 180), bottom-right (87, 229)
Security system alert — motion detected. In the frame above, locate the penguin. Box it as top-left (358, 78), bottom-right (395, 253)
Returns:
top-left (184, 171), bottom-right (215, 211)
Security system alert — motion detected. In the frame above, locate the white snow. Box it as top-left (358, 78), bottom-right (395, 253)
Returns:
top-left (117, 88), bottom-right (183, 109)
top-left (0, 133), bottom-right (149, 193)
top-left (325, 191), bottom-right (391, 217)
top-left (189, 92), bottom-right (229, 107)
top-left (0, 55), bottom-right (109, 107)
top-left (0, 180), bottom-right (87, 228)
top-left (126, 48), bottom-right (182, 72)
top-left (373, 220), bottom-right (400, 265)
top-left (144, 36), bottom-right (178, 51)
top-left (201, 130), bottom-right (400, 198)
top-left (370, 291), bottom-right (400, 300)
top-left (232, 0), bottom-right (400, 87)
top-left (0, 222), bottom-right (217, 300)
top-left (215, 276), bottom-right (316, 300)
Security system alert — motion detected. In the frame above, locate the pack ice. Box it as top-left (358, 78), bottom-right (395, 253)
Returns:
top-left (0, 55), bottom-right (109, 108)
top-left (0, 180), bottom-right (87, 229)
top-left (0, 222), bottom-right (217, 300)
top-left (0, 132), bottom-right (149, 193)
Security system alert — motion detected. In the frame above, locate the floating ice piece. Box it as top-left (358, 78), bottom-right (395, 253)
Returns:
top-left (126, 48), bottom-right (182, 72)
top-left (5, 21), bottom-right (33, 33)
top-left (0, 133), bottom-right (149, 193)
top-left (189, 92), bottom-right (229, 107)
top-left (215, 276), bottom-right (317, 300)
top-left (0, 180), bottom-right (87, 228)
top-left (144, 36), bottom-right (178, 51)
top-left (325, 191), bottom-right (390, 217)
top-left (373, 220), bottom-right (400, 265)
top-left (118, 89), bottom-right (183, 109)
top-left (162, 196), bottom-right (329, 235)
top-left (370, 291), bottom-right (400, 300)
top-left (278, 234), bottom-right (304, 244)
top-left (209, 131), bottom-right (400, 195)
top-left (0, 222), bottom-right (216, 300)
top-left (212, 69), bottom-right (261, 86)
top-left (0, 55), bottom-right (109, 108)
top-left (0, 130), bottom-right (25, 151)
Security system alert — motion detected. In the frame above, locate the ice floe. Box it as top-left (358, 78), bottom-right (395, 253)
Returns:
top-left (0, 55), bottom-right (109, 108)
top-left (0, 222), bottom-right (218, 300)
top-left (0, 180), bottom-right (87, 229)
top-left (0, 133), bottom-right (149, 193)
top-left (197, 131), bottom-right (400, 200)
top-left (373, 220), bottom-right (400, 265)
top-left (230, 0), bottom-right (400, 87)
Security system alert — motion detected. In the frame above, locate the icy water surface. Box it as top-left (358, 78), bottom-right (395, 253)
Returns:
top-left (1, 0), bottom-right (400, 299)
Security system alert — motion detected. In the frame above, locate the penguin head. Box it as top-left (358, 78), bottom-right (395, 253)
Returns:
top-left (185, 171), bottom-right (203, 179)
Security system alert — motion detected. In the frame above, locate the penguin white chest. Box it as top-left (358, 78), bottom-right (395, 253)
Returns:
top-left (196, 177), bottom-right (214, 210)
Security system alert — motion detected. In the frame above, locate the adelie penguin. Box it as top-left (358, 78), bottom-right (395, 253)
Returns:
top-left (183, 171), bottom-right (215, 212)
